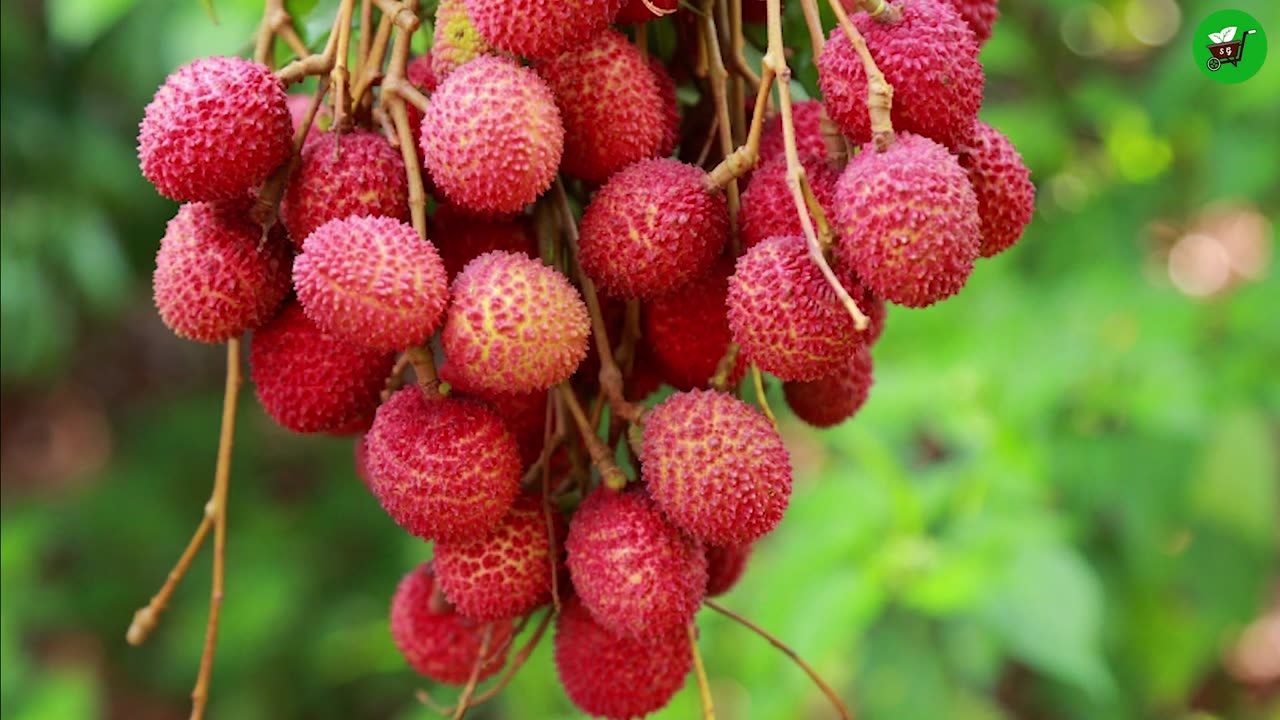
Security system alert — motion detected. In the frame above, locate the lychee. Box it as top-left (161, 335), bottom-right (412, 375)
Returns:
top-left (616, 0), bottom-right (679, 24)
top-left (739, 153), bottom-right (840, 250)
top-left (783, 344), bottom-right (874, 428)
top-left (758, 100), bottom-right (829, 164)
top-left (440, 360), bottom-right (549, 468)
top-left (153, 201), bottom-right (291, 344)
top-left (565, 489), bottom-right (706, 640)
top-left (430, 202), bottom-right (538, 280)
top-left (405, 54), bottom-right (437, 144)
top-left (959, 120), bottom-right (1034, 257)
top-left (420, 56), bottom-right (564, 215)
top-left (943, 0), bottom-right (999, 46)
top-left (464, 0), bottom-right (626, 59)
top-left (579, 158), bottom-right (728, 298)
top-left (138, 56), bottom-right (291, 202)
top-left (432, 0), bottom-right (492, 80)
top-left (832, 132), bottom-right (979, 307)
top-left (644, 258), bottom-right (743, 390)
top-left (649, 58), bottom-right (681, 157)
top-left (442, 251), bottom-right (590, 395)
top-left (706, 544), bottom-right (752, 597)
top-left (292, 215), bottom-right (448, 352)
top-left (286, 93), bottom-right (331, 142)
top-left (365, 387), bottom-right (522, 542)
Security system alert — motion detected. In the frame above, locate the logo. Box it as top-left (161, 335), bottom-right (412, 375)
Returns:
top-left (1194, 9), bottom-right (1267, 83)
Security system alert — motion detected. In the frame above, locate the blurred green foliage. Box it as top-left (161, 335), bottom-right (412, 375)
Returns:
top-left (1, 0), bottom-right (1278, 719)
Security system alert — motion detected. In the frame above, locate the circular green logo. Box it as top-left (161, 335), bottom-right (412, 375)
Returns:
top-left (1194, 9), bottom-right (1267, 83)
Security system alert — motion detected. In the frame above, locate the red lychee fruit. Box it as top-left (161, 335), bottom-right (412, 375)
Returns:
top-left (404, 55), bottom-right (438, 144)
top-left (959, 120), bottom-right (1034, 257)
top-left (554, 596), bottom-right (691, 720)
top-left (706, 544), bottom-right (752, 597)
top-left (250, 302), bottom-right (395, 434)
top-left (464, 0), bottom-right (626, 59)
top-left (434, 494), bottom-right (562, 622)
top-left (832, 133), bottom-right (979, 307)
top-left (280, 130), bottom-right (408, 251)
top-left (783, 344), bottom-right (874, 428)
top-left (432, 0), bottom-right (493, 80)
top-left (153, 201), bottom-right (291, 343)
top-left (650, 58), bottom-right (681, 157)
top-left (758, 99), bottom-right (829, 164)
top-left (566, 489), bottom-right (706, 640)
top-left (727, 235), bottom-right (865, 381)
top-left (430, 203), bottom-right (538, 279)
top-left (644, 258), bottom-right (744, 390)
top-left (739, 153), bottom-right (840, 250)
top-left (421, 57), bottom-right (563, 215)
top-left (579, 158), bottom-right (728, 298)
top-left (439, 360), bottom-right (549, 468)
top-left (365, 387), bottom-right (522, 542)
top-left (138, 56), bottom-right (291, 202)
top-left (286, 93), bottom-right (332, 142)
top-left (538, 30), bottom-right (666, 185)
top-left (817, 0), bottom-right (983, 150)
top-left (642, 389), bottom-right (792, 546)
top-left (292, 215), bottom-right (448, 352)
top-left (390, 563), bottom-right (515, 685)
top-left (943, 0), bottom-right (999, 46)
top-left (442, 251), bottom-right (590, 394)
top-left (616, 0), bottom-right (679, 23)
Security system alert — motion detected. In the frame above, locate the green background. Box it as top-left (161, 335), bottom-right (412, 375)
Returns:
top-left (1, 0), bottom-right (1278, 719)
top-left (1193, 9), bottom-right (1268, 82)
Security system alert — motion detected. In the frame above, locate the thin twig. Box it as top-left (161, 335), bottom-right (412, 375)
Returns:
top-left (126, 514), bottom-right (212, 646)
top-left (541, 389), bottom-right (563, 614)
top-left (690, 624), bottom-right (717, 719)
top-left (329, 0), bottom-right (357, 131)
top-left (372, 0), bottom-right (422, 30)
top-left (450, 624), bottom-right (494, 720)
top-left (710, 342), bottom-right (741, 390)
top-left (405, 344), bottom-right (441, 397)
top-left (557, 384), bottom-right (627, 491)
top-left (699, 0), bottom-right (742, 254)
top-left (420, 609), bottom-right (555, 716)
top-left (827, 0), bottom-right (894, 150)
top-left (750, 365), bottom-right (777, 427)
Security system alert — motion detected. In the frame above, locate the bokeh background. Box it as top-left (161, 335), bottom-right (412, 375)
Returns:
top-left (2, 0), bottom-right (1277, 718)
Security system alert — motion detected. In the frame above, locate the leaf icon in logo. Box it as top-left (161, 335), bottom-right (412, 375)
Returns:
top-left (1209, 26), bottom-right (1238, 44)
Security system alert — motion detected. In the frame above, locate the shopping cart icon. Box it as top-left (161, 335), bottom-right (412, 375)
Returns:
top-left (1206, 28), bottom-right (1258, 71)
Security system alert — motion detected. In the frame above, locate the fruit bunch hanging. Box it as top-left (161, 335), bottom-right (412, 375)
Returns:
top-left (127, 0), bottom-right (1035, 717)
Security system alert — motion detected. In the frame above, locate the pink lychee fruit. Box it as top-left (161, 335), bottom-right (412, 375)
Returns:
top-left (706, 544), bottom-right (752, 597)
top-left (739, 153), bottom-right (839, 250)
top-left (650, 58), bottom-right (681, 157)
top-left (439, 360), bottom-right (549, 469)
top-left (464, 0), bottom-right (627, 59)
top-left (943, 0), bottom-right (999, 46)
top-left (783, 344), bottom-right (874, 428)
top-left (758, 99), bottom-right (829, 164)
top-left (430, 203), bottom-right (538, 280)
top-left (644, 258), bottom-right (744, 390)
top-left (959, 120), bottom-right (1034, 257)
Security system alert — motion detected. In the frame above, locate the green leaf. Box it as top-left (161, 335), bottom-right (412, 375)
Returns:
top-left (1186, 410), bottom-right (1278, 544)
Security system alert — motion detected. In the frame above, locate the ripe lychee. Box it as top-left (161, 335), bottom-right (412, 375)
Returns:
top-left (292, 215), bottom-right (448, 352)
top-left (365, 387), bottom-right (522, 542)
top-left (389, 563), bottom-right (515, 685)
top-left (565, 489), bottom-right (706, 640)
top-left (959, 120), bottom-right (1034, 257)
top-left (649, 58), bottom-right (681, 157)
top-left (644, 258), bottom-right (744, 390)
top-left (464, 0), bottom-right (626, 59)
top-left (739, 153), bottom-right (839, 250)
top-left (783, 344), bottom-right (874, 428)
top-left (579, 158), bottom-right (728, 298)
top-left (439, 360), bottom-right (549, 468)
top-left (642, 389), bottom-right (792, 546)
top-left (616, 0), bottom-right (679, 23)
top-left (817, 0), bottom-right (983, 150)
top-left (554, 596), bottom-right (691, 720)
top-left (706, 544), bottom-right (752, 597)
top-left (538, 30), bottom-right (666, 184)
top-left (943, 0), bottom-right (999, 46)
top-left (758, 99), bottom-right (829, 164)
top-left (138, 56), bottom-right (291, 202)
top-left (832, 133), bottom-right (980, 307)
top-left (432, 0), bottom-right (492, 80)
top-left (442, 251), bottom-right (590, 394)
top-left (250, 302), bottom-right (395, 434)
top-left (153, 201), bottom-right (291, 344)
top-left (430, 203), bottom-right (538, 280)
top-left (420, 56), bottom-right (564, 215)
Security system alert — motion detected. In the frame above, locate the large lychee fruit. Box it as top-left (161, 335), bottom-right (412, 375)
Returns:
top-left (365, 387), bottom-right (522, 542)
top-left (642, 389), bottom-right (792, 546)
top-left (579, 158), bottom-right (728, 298)
top-left (943, 0), bottom-right (999, 46)
top-left (645, 259), bottom-right (743, 390)
top-left (783, 344), bottom-right (874, 428)
top-left (959, 120), bottom-right (1034, 257)
top-left (280, 130), bottom-right (408, 251)
top-left (420, 57), bottom-right (564, 215)
top-left (538, 30), bottom-right (666, 185)
top-left (250, 303), bottom-right (395, 434)
top-left (565, 489), bottom-right (706, 640)
top-left (430, 203), bottom-right (538, 280)
top-left (739, 153), bottom-right (840, 250)
top-left (153, 201), bottom-right (291, 343)
top-left (616, 0), bottom-right (679, 23)
top-left (389, 563), bottom-right (515, 685)
top-left (650, 58), bottom-right (681, 157)
top-left (758, 99), bottom-right (829, 164)
top-left (706, 544), bottom-right (752, 597)
top-left (464, 0), bottom-right (626, 59)
top-left (442, 251), bottom-right (589, 394)
top-left (554, 596), bottom-right (691, 720)
top-left (138, 56), bottom-right (291, 202)
top-left (832, 133), bottom-right (979, 307)
top-left (817, 0), bottom-right (983, 150)
top-left (292, 215), bottom-right (448, 352)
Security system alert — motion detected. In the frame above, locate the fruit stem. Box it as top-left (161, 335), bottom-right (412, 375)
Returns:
top-left (381, 352), bottom-right (411, 402)
top-left (329, 0), bottom-right (356, 131)
top-left (541, 391), bottom-right (563, 615)
top-left (702, 73), bottom-right (772, 192)
top-left (751, 365), bottom-right (778, 428)
top-left (255, 0), bottom-right (309, 66)
top-left (827, 0), bottom-right (895, 151)
top-left (704, 599), bottom-right (854, 720)
top-left (419, 609), bottom-right (555, 716)
top-left (857, 0), bottom-right (900, 23)
top-left (372, 0), bottom-right (422, 31)
top-left (382, 5), bottom-right (430, 242)
top-left (276, 0), bottom-right (345, 85)
top-left (125, 513), bottom-right (213, 646)
top-left (709, 342), bottom-right (740, 390)
top-left (351, 8), bottom-right (395, 108)
top-left (797, 0), bottom-right (826, 55)
top-left (690, 624), bottom-right (718, 719)
top-left (251, 76), bottom-right (330, 236)
top-left (698, 0), bottom-right (743, 253)
top-left (405, 344), bottom-right (441, 398)
top-left (557, 384), bottom-right (628, 491)
top-left (727, 0), bottom-right (763, 93)
top-left (449, 623), bottom-right (493, 720)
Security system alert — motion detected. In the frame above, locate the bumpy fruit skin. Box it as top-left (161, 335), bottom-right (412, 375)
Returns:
top-left (943, 0), bottom-right (999, 46)
top-left (960, 120), bottom-right (1034, 257)
top-left (432, 0), bottom-right (492, 79)
top-left (430, 203), bottom-right (538, 279)
top-left (642, 390), bottom-right (792, 546)
top-left (443, 251), bottom-right (590, 394)
top-left (783, 344), bottom-right (874, 428)
top-left (727, 235), bottom-right (864, 381)
top-left (818, 0), bottom-right (983, 150)
top-left (139, 56), bottom-right (291, 201)
top-left (153, 201), bottom-right (291, 343)
top-left (645, 259), bottom-right (743, 390)
top-left (739, 153), bottom-right (839, 250)
top-left (833, 133), bottom-right (980, 307)
top-left (434, 495), bottom-right (560, 622)
top-left (280, 131), bottom-right (408, 251)
top-left (706, 544), bottom-right (752, 597)
top-left (438, 359), bottom-right (549, 468)
top-left (465, 0), bottom-right (626, 59)
top-left (389, 563), bottom-right (514, 685)
top-left (616, 0), bottom-right (679, 23)
top-left (539, 30), bottom-right (665, 184)
top-left (366, 388), bottom-right (522, 542)
top-left (566, 489), bottom-right (707, 640)
top-left (649, 58), bottom-right (680, 157)
top-left (250, 303), bottom-right (395, 434)
top-left (420, 57), bottom-right (564, 215)
top-left (758, 99), bottom-right (828, 164)
top-left (554, 596), bottom-right (691, 720)
top-left (579, 159), bottom-right (728, 298)
top-left (292, 216), bottom-right (448, 352)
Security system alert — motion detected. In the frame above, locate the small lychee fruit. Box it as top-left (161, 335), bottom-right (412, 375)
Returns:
top-left (430, 203), bottom-right (538, 280)
top-left (138, 56), bottom-right (291, 202)
top-left (706, 544), bottom-right (752, 597)
top-left (644, 258), bottom-right (743, 390)
top-left (616, 0), bottom-right (679, 23)
top-left (832, 133), bottom-right (980, 307)
top-left (959, 120), bottom-right (1034, 257)
top-left (464, 0), bottom-right (626, 59)
top-left (432, 0), bottom-right (493, 80)
top-left (439, 360), bottom-right (549, 468)
top-left (783, 344), bottom-right (874, 428)
top-left (758, 99), bottom-right (829, 164)
top-left (943, 0), bottom-right (999, 46)
top-left (739, 153), bottom-right (839, 250)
